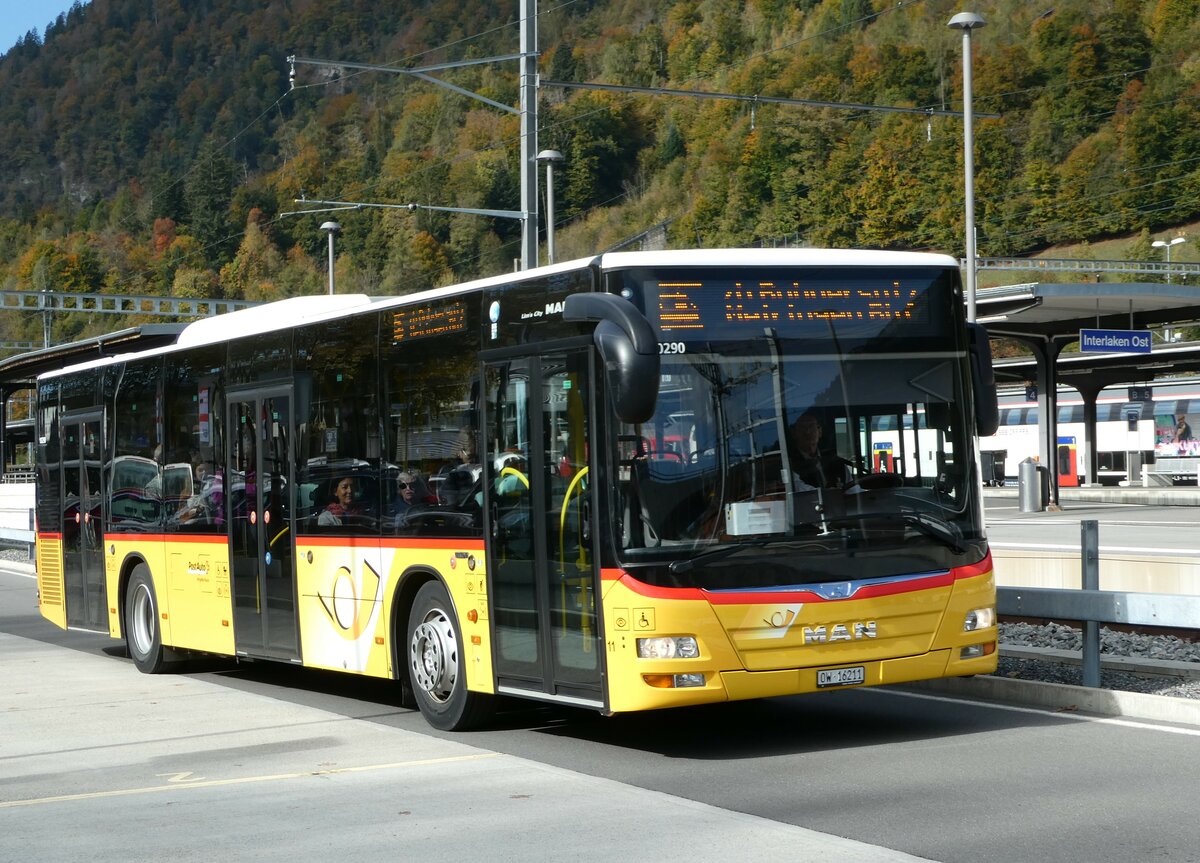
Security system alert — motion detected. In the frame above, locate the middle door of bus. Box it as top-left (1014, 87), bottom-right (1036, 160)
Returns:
top-left (227, 388), bottom-right (299, 660)
top-left (484, 350), bottom-right (603, 706)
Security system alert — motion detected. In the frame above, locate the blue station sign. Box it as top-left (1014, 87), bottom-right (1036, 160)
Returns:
top-left (1078, 328), bottom-right (1152, 354)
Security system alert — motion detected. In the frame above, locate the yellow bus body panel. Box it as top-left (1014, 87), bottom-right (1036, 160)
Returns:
top-left (35, 535), bottom-right (67, 630)
top-left (294, 539), bottom-right (494, 694)
top-left (162, 536), bottom-right (235, 654)
top-left (601, 565), bottom-right (998, 715)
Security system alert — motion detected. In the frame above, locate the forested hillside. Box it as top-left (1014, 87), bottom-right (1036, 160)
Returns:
top-left (2, 0), bottom-right (1198, 348)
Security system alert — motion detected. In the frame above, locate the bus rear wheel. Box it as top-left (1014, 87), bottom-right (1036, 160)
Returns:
top-left (126, 564), bottom-right (166, 674)
top-left (407, 581), bottom-right (491, 730)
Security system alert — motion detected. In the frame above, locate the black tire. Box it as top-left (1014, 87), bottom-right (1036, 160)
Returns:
top-left (407, 580), bottom-right (492, 731)
top-left (125, 563), bottom-right (166, 674)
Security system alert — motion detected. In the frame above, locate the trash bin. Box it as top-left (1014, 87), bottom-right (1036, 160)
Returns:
top-left (992, 449), bottom-right (1007, 486)
top-left (1018, 457), bottom-right (1044, 512)
top-left (979, 450), bottom-right (1006, 487)
top-left (980, 451), bottom-right (995, 487)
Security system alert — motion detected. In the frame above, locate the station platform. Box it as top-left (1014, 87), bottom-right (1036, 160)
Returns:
top-left (988, 484), bottom-right (1200, 507)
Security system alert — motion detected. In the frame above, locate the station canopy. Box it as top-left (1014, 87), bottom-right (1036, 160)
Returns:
top-left (977, 281), bottom-right (1200, 385)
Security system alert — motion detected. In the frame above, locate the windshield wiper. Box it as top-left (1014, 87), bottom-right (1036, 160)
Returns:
top-left (669, 539), bottom-right (834, 573)
top-left (825, 510), bottom-right (965, 554)
top-left (670, 541), bottom-right (767, 573)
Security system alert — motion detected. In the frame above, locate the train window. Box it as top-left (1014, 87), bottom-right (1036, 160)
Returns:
top-left (1001, 408), bottom-right (1023, 426)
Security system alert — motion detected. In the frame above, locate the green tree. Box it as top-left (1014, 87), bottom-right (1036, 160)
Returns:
top-left (218, 210), bottom-right (284, 301)
top-left (184, 140), bottom-right (237, 268)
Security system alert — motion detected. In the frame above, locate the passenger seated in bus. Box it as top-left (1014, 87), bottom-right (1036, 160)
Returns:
top-left (318, 475), bottom-right (362, 526)
top-left (495, 452), bottom-right (529, 497)
top-left (440, 464), bottom-right (483, 511)
top-left (788, 412), bottom-right (851, 490)
top-left (388, 471), bottom-right (420, 525)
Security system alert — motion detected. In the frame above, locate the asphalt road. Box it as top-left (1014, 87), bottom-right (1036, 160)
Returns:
top-left (3, 565), bottom-right (1199, 863)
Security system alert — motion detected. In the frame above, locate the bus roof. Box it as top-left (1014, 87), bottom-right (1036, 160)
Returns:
top-left (31, 248), bottom-right (961, 381)
top-left (598, 248), bottom-right (959, 269)
top-left (175, 294), bottom-right (377, 349)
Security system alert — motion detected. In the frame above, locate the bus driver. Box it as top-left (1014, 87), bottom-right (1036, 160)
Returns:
top-left (789, 412), bottom-right (850, 490)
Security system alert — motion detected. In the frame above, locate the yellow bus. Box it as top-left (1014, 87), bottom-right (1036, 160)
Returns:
top-left (22, 249), bottom-right (999, 730)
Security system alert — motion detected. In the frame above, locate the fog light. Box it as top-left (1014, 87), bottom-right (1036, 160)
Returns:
top-left (960, 642), bottom-right (996, 659)
top-left (637, 636), bottom-right (699, 659)
top-left (641, 672), bottom-right (707, 689)
top-left (963, 606), bottom-right (996, 632)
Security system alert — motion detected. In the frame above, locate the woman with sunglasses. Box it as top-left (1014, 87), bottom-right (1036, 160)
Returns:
top-left (387, 470), bottom-right (423, 529)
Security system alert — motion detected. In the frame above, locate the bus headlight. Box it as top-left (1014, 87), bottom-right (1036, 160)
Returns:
top-left (637, 636), bottom-right (699, 659)
top-left (963, 607), bottom-right (996, 632)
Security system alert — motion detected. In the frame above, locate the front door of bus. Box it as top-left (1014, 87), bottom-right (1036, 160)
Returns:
top-left (61, 413), bottom-right (106, 631)
top-left (227, 389), bottom-right (299, 660)
top-left (484, 351), bottom-right (602, 705)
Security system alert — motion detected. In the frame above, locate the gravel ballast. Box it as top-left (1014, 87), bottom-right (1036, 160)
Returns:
top-left (998, 621), bottom-right (1200, 700)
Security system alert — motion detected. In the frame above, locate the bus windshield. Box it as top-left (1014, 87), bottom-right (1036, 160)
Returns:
top-left (610, 265), bottom-right (986, 588)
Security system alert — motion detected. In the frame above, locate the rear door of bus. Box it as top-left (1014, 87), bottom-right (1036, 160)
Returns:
top-left (60, 411), bottom-right (106, 631)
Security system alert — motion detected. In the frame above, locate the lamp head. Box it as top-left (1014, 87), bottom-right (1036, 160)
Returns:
top-left (948, 11), bottom-right (987, 30)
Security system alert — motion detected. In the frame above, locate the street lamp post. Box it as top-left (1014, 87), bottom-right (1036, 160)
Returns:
top-left (1152, 237), bottom-right (1185, 284)
top-left (537, 149), bottom-right (565, 264)
top-left (320, 221), bottom-right (341, 295)
top-left (948, 11), bottom-right (986, 324)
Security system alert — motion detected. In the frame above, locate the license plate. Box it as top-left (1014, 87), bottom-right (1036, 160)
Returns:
top-left (817, 666), bottom-right (865, 688)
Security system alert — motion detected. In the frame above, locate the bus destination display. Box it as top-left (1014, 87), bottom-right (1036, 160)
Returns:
top-left (654, 279), bottom-right (925, 333)
top-left (392, 300), bottom-right (467, 343)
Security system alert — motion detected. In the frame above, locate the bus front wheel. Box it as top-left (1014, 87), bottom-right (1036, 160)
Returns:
top-left (407, 581), bottom-right (491, 730)
top-left (126, 564), bottom-right (166, 674)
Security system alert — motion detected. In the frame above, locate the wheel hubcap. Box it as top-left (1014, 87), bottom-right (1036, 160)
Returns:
top-left (410, 608), bottom-right (458, 703)
top-left (130, 584), bottom-right (153, 657)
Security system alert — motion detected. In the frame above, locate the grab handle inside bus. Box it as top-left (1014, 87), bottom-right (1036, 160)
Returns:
top-left (968, 322), bottom-right (1000, 437)
top-left (564, 293), bottom-right (660, 424)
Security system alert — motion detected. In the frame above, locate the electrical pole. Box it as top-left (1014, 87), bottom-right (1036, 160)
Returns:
top-left (289, 0), bottom-right (540, 270)
top-left (519, 0), bottom-right (538, 270)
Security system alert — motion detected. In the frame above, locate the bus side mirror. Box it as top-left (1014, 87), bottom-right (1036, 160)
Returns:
top-left (564, 293), bottom-right (660, 424)
top-left (968, 323), bottom-right (999, 437)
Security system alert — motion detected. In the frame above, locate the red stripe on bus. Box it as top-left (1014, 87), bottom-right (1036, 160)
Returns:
top-left (99, 533), bottom-right (488, 552)
top-left (104, 533), bottom-right (227, 544)
top-left (704, 572), bottom-right (953, 604)
top-left (952, 550), bottom-right (992, 580)
top-left (106, 533), bottom-right (173, 543)
top-left (602, 567), bottom-right (964, 603)
top-left (37, 532), bottom-right (62, 540)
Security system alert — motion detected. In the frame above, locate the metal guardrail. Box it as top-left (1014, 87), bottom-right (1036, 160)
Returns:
top-left (999, 587), bottom-right (1200, 629)
top-left (996, 519), bottom-right (1199, 688)
top-left (970, 256), bottom-right (1200, 277)
top-left (0, 289), bottom-right (258, 318)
